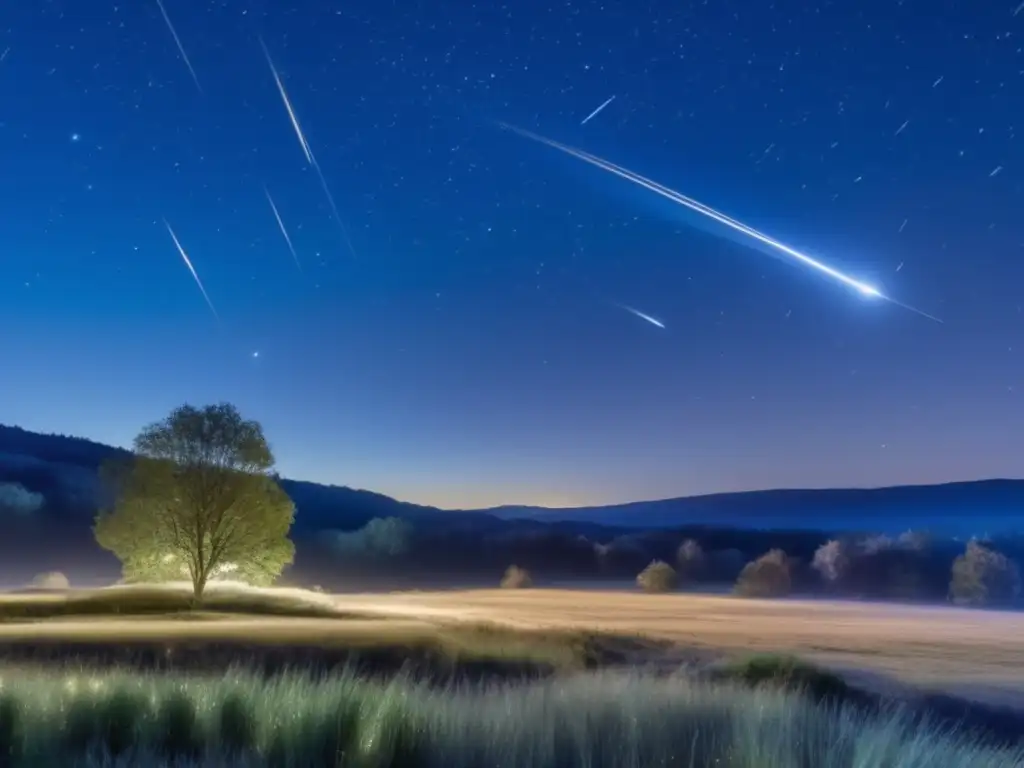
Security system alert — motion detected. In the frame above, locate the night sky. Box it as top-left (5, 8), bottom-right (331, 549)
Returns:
top-left (2, 1), bottom-right (1021, 509)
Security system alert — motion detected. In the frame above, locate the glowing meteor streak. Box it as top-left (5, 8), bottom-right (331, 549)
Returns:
top-left (500, 122), bottom-right (942, 323)
top-left (260, 37), bottom-right (313, 165)
top-left (155, 0), bottom-right (202, 93)
top-left (163, 219), bottom-right (220, 322)
top-left (264, 186), bottom-right (303, 273)
top-left (616, 303), bottom-right (665, 328)
top-left (260, 38), bottom-right (357, 259)
top-left (581, 95), bottom-right (616, 125)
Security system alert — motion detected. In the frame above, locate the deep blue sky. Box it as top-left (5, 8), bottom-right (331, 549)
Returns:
top-left (1, 1), bottom-right (1021, 509)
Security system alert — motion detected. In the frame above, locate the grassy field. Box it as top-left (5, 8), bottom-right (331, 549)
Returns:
top-left (0, 584), bottom-right (1022, 765)
top-left (327, 589), bottom-right (1024, 705)
top-left (0, 584), bottom-right (649, 675)
top-left (0, 666), bottom-right (1018, 766)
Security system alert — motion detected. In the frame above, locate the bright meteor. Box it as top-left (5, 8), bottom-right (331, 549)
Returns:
top-left (616, 303), bottom-right (665, 329)
top-left (500, 122), bottom-right (942, 324)
top-left (163, 219), bottom-right (220, 322)
top-left (260, 37), bottom-right (358, 259)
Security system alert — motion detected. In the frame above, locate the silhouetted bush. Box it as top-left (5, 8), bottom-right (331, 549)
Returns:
top-left (734, 549), bottom-right (792, 597)
top-left (500, 565), bottom-right (532, 589)
top-left (637, 560), bottom-right (677, 593)
top-left (950, 540), bottom-right (1021, 606)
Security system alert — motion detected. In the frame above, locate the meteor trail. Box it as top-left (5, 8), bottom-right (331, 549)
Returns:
top-left (163, 219), bottom-right (220, 322)
top-left (260, 38), bottom-right (357, 259)
top-left (581, 95), bottom-right (616, 125)
top-left (264, 186), bottom-right (303, 273)
top-left (616, 303), bottom-right (665, 328)
top-left (499, 122), bottom-right (942, 324)
top-left (260, 37), bottom-right (313, 165)
top-left (154, 0), bottom-right (201, 93)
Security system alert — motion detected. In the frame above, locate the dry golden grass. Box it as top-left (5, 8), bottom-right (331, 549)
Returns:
top-left (3, 584), bottom-right (1024, 705)
top-left (329, 589), bottom-right (1024, 704)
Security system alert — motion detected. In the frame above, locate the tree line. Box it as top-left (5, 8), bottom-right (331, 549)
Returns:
top-left (90, 401), bottom-right (1023, 609)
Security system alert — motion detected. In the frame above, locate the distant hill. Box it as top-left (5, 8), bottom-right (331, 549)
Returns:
top-left (0, 424), bottom-right (480, 533)
top-left (2, 423), bottom-right (1022, 538)
top-left (482, 480), bottom-right (1024, 535)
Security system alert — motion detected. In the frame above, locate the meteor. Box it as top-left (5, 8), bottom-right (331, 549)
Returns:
top-left (154, 0), bottom-right (202, 93)
top-left (500, 122), bottom-right (942, 323)
top-left (616, 303), bottom-right (665, 329)
top-left (581, 95), bottom-right (616, 126)
top-left (260, 38), bottom-right (358, 259)
top-left (264, 186), bottom-right (303, 273)
top-left (163, 219), bottom-right (220, 322)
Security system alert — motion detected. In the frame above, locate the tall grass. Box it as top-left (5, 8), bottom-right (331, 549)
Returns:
top-left (0, 668), bottom-right (1016, 767)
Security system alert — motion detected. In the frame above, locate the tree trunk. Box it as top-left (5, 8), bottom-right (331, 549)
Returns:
top-left (191, 571), bottom-right (207, 607)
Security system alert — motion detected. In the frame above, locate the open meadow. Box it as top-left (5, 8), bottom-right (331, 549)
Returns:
top-left (0, 583), bottom-right (1022, 766)
top-left (328, 589), bottom-right (1024, 705)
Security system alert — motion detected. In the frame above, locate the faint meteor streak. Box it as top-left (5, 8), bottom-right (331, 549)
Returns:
top-left (154, 0), bottom-right (202, 93)
top-left (259, 38), bottom-right (357, 259)
top-left (499, 122), bottom-right (942, 324)
top-left (163, 219), bottom-right (220, 322)
top-left (581, 95), bottom-right (616, 125)
top-left (263, 186), bottom-right (303, 273)
top-left (616, 303), bottom-right (665, 328)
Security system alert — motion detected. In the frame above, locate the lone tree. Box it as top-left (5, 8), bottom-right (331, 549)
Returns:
top-left (94, 403), bottom-right (295, 600)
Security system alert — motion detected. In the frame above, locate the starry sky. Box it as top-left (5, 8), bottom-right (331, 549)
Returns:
top-left (1, 1), bottom-right (1022, 510)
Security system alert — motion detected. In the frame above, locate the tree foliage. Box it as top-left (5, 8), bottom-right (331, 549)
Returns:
top-left (93, 403), bottom-right (295, 599)
top-left (734, 549), bottom-right (792, 598)
top-left (500, 565), bottom-right (532, 589)
top-left (637, 560), bottom-right (678, 593)
top-left (950, 541), bottom-right (1021, 606)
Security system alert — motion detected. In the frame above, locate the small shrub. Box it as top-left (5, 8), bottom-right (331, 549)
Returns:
top-left (500, 565), bottom-right (532, 589)
top-left (29, 571), bottom-right (69, 590)
top-left (636, 560), bottom-right (678, 593)
top-left (734, 549), bottom-right (792, 597)
top-left (718, 654), bottom-right (856, 705)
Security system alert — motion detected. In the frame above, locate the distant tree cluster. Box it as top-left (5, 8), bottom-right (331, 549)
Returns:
top-left (325, 516), bottom-right (414, 559)
top-left (0, 482), bottom-right (44, 516)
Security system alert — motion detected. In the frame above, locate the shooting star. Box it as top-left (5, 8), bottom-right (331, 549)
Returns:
top-left (259, 37), bottom-right (357, 259)
top-left (154, 0), bottom-right (202, 93)
top-left (616, 303), bottom-right (665, 329)
top-left (499, 122), bottom-right (942, 324)
top-left (581, 95), bottom-right (616, 125)
top-left (163, 219), bottom-right (220, 322)
top-left (264, 186), bottom-right (303, 273)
